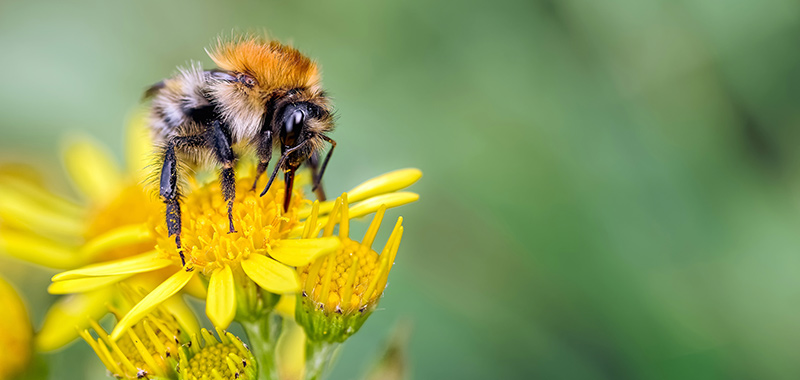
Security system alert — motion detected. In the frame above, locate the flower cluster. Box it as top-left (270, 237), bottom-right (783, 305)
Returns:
top-left (0, 116), bottom-right (419, 379)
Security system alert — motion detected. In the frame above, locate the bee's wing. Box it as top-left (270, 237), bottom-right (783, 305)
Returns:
top-left (143, 80), bottom-right (165, 100)
top-left (207, 69), bottom-right (236, 82)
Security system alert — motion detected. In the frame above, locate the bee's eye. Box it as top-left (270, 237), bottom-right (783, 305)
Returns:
top-left (283, 110), bottom-right (304, 145)
top-left (238, 74), bottom-right (257, 88)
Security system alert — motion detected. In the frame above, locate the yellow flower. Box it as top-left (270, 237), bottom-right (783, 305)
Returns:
top-left (0, 114), bottom-right (200, 351)
top-left (51, 165), bottom-right (421, 340)
top-left (295, 195), bottom-right (404, 343)
top-left (178, 328), bottom-right (257, 380)
top-left (79, 285), bottom-right (198, 380)
top-left (0, 276), bottom-right (33, 379)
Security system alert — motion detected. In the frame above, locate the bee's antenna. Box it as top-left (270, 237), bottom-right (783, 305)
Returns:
top-left (261, 142), bottom-right (307, 197)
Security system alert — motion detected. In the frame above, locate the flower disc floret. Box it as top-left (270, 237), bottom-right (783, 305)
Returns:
top-left (154, 176), bottom-right (302, 275)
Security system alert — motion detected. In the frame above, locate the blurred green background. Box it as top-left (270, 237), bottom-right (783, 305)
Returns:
top-left (2, 0), bottom-right (800, 379)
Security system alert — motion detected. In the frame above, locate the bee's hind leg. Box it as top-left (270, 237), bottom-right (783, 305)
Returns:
top-left (160, 134), bottom-right (206, 268)
top-left (159, 141), bottom-right (186, 266)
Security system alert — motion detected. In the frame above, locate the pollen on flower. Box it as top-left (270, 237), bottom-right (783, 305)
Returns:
top-left (154, 175), bottom-right (304, 275)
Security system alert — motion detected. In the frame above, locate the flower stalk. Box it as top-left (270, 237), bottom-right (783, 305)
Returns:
top-left (304, 340), bottom-right (341, 380)
top-left (240, 311), bottom-right (282, 380)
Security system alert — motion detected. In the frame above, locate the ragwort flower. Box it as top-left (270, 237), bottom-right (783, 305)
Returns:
top-left (296, 196), bottom-right (404, 343)
top-left (80, 285), bottom-right (198, 380)
top-left (0, 116), bottom-right (200, 351)
top-left (0, 276), bottom-right (33, 379)
top-left (50, 165), bottom-right (421, 340)
top-left (178, 328), bottom-right (257, 380)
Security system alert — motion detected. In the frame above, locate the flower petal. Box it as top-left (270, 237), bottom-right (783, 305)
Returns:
top-left (0, 229), bottom-right (84, 269)
top-left (290, 192), bottom-right (418, 237)
top-left (274, 295), bottom-right (297, 319)
top-left (48, 274), bottom-right (131, 294)
top-left (348, 192), bottom-right (419, 219)
top-left (241, 255), bottom-right (300, 294)
top-left (125, 111), bottom-right (155, 181)
top-left (0, 173), bottom-right (84, 217)
top-left (269, 237), bottom-right (340, 267)
top-left (298, 169), bottom-right (421, 218)
top-left (0, 179), bottom-right (84, 237)
top-left (35, 287), bottom-right (114, 351)
top-left (161, 294), bottom-right (201, 338)
top-left (110, 269), bottom-right (194, 340)
top-left (79, 223), bottom-right (152, 261)
top-left (52, 251), bottom-right (170, 281)
top-left (347, 168), bottom-right (422, 201)
top-left (206, 265), bottom-right (236, 329)
top-left (62, 136), bottom-right (123, 203)
top-left (182, 272), bottom-right (208, 299)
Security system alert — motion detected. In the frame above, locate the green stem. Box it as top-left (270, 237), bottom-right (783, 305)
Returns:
top-left (304, 341), bottom-right (340, 380)
top-left (241, 313), bottom-right (282, 380)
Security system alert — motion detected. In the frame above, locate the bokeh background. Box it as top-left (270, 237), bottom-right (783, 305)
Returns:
top-left (2, 0), bottom-right (800, 379)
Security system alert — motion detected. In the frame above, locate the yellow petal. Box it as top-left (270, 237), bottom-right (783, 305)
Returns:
top-left (298, 169), bottom-right (421, 218)
top-left (62, 136), bottom-right (123, 203)
top-left (0, 177), bottom-right (85, 237)
top-left (241, 255), bottom-right (300, 294)
top-left (269, 237), bottom-right (340, 267)
top-left (35, 287), bottom-right (113, 351)
top-left (291, 192), bottom-right (418, 237)
top-left (0, 173), bottom-right (84, 217)
top-left (182, 272), bottom-right (208, 299)
top-left (79, 223), bottom-right (152, 262)
top-left (348, 168), bottom-right (422, 201)
top-left (125, 110), bottom-right (155, 181)
top-left (0, 276), bottom-right (32, 375)
top-left (110, 269), bottom-right (194, 340)
top-left (0, 229), bottom-right (84, 269)
top-left (48, 274), bottom-right (131, 294)
top-left (52, 251), bottom-right (170, 281)
top-left (207, 266), bottom-right (236, 329)
top-left (349, 192), bottom-right (419, 219)
top-left (161, 294), bottom-right (201, 338)
top-left (274, 295), bottom-right (297, 319)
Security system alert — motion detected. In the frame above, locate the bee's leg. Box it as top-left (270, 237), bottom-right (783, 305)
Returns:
top-left (283, 163), bottom-right (301, 212)
top-left (209, 120), bottom-right (237, 234)
top-left (160, 134), bottom-right (206, 267)
top-left (312, 135), bottom-right (337, 194)
top-left (250, 130), bottom-right (273, 192)
top-left (159, 141), bottom-right (185, 266)
top-left (306, 152), bottom-right (326, 201)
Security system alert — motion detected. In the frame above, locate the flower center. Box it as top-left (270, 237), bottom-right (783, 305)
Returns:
top-left (185, 342), bottom-right (251, 380)
top-left (154, 175), bottom-right (303, 275)
top-left (300, 238), bottom-right (381, 314)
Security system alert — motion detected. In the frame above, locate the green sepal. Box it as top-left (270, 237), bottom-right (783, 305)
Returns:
top-left (294, 295), bottom-right (375, 343)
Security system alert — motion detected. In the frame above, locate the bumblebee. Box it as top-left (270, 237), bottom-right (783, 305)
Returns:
top-left (146, 36), bottom-right (336, 265)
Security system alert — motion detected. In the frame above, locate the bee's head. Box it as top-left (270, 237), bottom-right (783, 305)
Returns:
top-left (271, 90), bottom-right (334, 160)
top-left (206, 37), bottom-right (324, 142)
